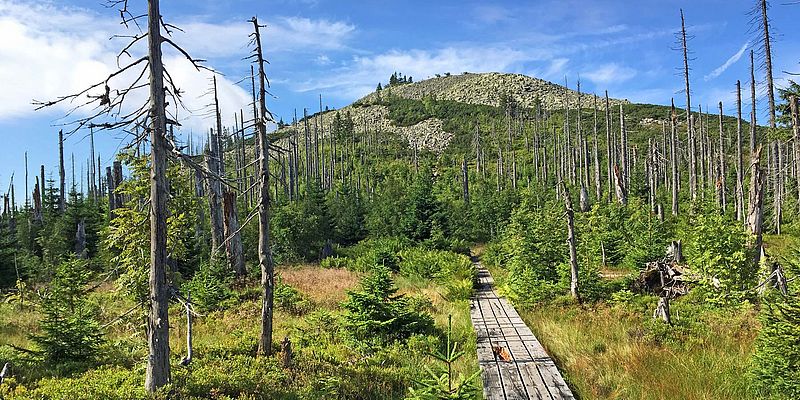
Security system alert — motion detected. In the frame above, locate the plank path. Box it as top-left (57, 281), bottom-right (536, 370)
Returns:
top-left (470, 263), bottom-right (575, 400)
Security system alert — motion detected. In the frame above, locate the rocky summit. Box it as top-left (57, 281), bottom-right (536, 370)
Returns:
top-left (278, 72), bottom-right (629, 152)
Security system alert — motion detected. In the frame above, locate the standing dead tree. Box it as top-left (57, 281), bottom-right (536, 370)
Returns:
top-left (678, 9), bottom-right (697, 203)
top-left (561, 182), bottom-right (580, 301)
top-left (33, 0), bottom-right (214, 392)
top-left (249, 16), bottom-right (276, 357)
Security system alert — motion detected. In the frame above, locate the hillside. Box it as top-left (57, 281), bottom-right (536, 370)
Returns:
top-left (277, 72), bottom-right (630, 152)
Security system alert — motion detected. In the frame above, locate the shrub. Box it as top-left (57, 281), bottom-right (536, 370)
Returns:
top-left (31, 259), bottom-right (104, 368)
top-left (683, 213), bottom-right (756, 306)
top-left (342, 266), bottom-right (434, 346)
top-left (184, 260), bottom-right (232, 312)
top-left (752, 291), bottom-right (800, 399)
top-left (274, 277), bottom-right (311, 315)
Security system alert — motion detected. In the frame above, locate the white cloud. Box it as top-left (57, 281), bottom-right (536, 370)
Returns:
top-left (174, 16), bottom-right (355, 58)
top-left (294, 46), bottom-right (531, 100)
top-left (0, 0), bottom-right (351, 133)
top-left (583, 63), bottom-right (637, 85)
top-left (704, 41), bottom-right (749, 81)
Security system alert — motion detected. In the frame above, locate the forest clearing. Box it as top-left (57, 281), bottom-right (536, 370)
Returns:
top-left (2, 0), bottom-right (800, 399)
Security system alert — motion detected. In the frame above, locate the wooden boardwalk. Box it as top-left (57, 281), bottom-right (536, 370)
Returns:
top-left (470, 265), bottom-right (575, 400)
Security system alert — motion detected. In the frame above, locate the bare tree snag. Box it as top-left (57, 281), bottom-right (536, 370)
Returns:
top-left (251, 17), bottom-right (275, 357)
top-left (791, 96), bottom-right (800, 215)
top-left (206, 128), bottom-right (225, 254)
top-left (748, 146), bottom-right (765, 267)
top-left (718, 102), bottom-right (727, 212)
top-left (223, 191), bottom-right (245, 277)
top-left (605, 91), bottom-right (612, 200)
top-left (58, 130), bottom-right (66, 213)
top-left (736, 81), bottom-right (745, 221)
top-left (680, 9), bottom-right (697, 202)
top-left (144, 0), bottom-right (171, 390)
top-left (561, 183), bottom-right (580, 301)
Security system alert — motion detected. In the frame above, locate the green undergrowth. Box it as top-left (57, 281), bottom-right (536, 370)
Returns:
top-left (1, 242), bottom-right (481, 399)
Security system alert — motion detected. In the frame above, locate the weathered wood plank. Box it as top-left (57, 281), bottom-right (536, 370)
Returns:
top-left (470, 263), bottom-right (574, 400)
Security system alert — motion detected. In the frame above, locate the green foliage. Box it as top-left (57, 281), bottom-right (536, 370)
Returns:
top-left (184, 260), bottom-right (232, 312)
top-left (104, 153), bottom-right (199, 302)
top-left (683, 212), bottom-right (756, 306)
top-left (271, 182), bottom-right (332, 263)
top-left (344, 237), bottom-right (409, 272)
top-left (343, 266), bottom-right (434, 346)
top-left (406, 316), bottom-right (480, 400)
top-left (31, 259), bottom-right (104, 367)
top-left (752, 255), bottom-right (800, 399)
top-left (327, 183), bottom-right (366, 246)
top-left (497, 198), bottom-right (567, 304)
top-left (274, 276), bottom-right (311, 315)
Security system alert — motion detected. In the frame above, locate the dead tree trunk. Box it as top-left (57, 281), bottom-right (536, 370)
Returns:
top-left (561, 183), bottom-right (580, 301)
top-left (206, 128), bottom-right (224, 254)
top-left (671, 100), bottom-right (679, 215)
top-left (145, 0), bottom-right (171, 391)
top-left (593, 95), bottom-right (602, 201)
top-left (223, 191), bottom-right (245, 277)
top-left (614, 163), bottom-right (627, 205)
top-left (681, 9), bottom-right (697, 202)
top-left (605, 91), bottom-right (613, 200)
top-left (251, 17), bottom-right (275, 357)
top-left (791, 96), bottom-right (800, 215)
top-left (718, 102), bottom-right (727, 212)
top-left (58, 130), bottom-right (66, 213)
top-left (748, 146), bottom-right (765, 267)
top-left (736, 81), bottom-right (745, 221)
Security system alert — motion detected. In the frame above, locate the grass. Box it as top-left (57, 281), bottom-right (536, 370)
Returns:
top-left (515, 297), bottom-right (763, 400)
top-left (0, 262), bottom-right (481, 399)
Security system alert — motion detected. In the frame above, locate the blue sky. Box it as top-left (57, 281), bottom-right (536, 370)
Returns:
top-left (1, 0), bottom-right (800, 203)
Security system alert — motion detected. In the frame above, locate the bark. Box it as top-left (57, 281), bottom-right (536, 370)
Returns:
top-left (206, 128), bottom-right (224, 253)
top-left (593, 95), bottom-right (602, 201)
top-left (736, 81), bottom-right (745, 221)
top-left (561, 183), bottom-right (580, 301)
top-left (613, 163), bottom-right (627, 205)
top-left (605, 91), bottom-right (613, 200)
top-left (252, 17), bottom-right (275, 357)
top-left (669, 100), bottom-right (678, 216)
top-left (760, 0), bottom-right (777, 130)
top-left (75, 218), bottom-right (87, 258)
top-left (681, 9), bottom-right (696, 202)
top-left (619, 105), bottom-right (628, 187)
top-left (750, 50), bottom-right (758, 154)
top-left (748, 146), bottom-right (765, 267)
top-left (718, 102), bottom-right (727, 212)
top-left (223, 191), bottom-right (246, 277)
top-left (58, 130), bottom-right (66, 213)
top-left (462, 155), bottom-right (470, 205)
top-left (791, 96), bottom-right (800, 215)
top-left (145, 0), bottom-right (170, 390)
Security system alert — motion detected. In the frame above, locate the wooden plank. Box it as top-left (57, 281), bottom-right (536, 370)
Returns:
top-left (470, 263), bottom-right (575, 400)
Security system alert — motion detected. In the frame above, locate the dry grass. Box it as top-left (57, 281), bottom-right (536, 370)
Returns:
top-left (520, 302), bottom-right (761, 400)
top-left (277, 265), bottom-right (361, 307)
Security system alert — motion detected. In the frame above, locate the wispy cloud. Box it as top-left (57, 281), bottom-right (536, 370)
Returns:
top-left (293, 46), bottom-right (531, 99)
top-left (0, 0), bottom-right (352, 129)
top-left (704, 41), bottom-right (749, 81)
top-left (583, 63), bottom-right (637, 85)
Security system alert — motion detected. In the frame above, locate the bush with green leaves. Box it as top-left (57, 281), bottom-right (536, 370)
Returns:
top-left (342, 266), bottom-right (434, 346)
top-left (497, 199), bottom-right (567, 304)
top-left (683, 212), bottom-right (756, 306)
top-left (184, 260), bottom-right (232, 312)
top-left (274, 276), bottom-right (311, 315)
top-left (752, 255), bottom-right (800, 399)
top-left (406, 316), bottom-right (479, 400)
top-left (31, 259), bottom-right (104, 367)
top-left (398, 247), bottom-right (476, 300)
top-left (344, 237), bottom-right (408, 272)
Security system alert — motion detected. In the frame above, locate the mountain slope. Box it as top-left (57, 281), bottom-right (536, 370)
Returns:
top-left (278, 72), bottom-right (630, 152)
